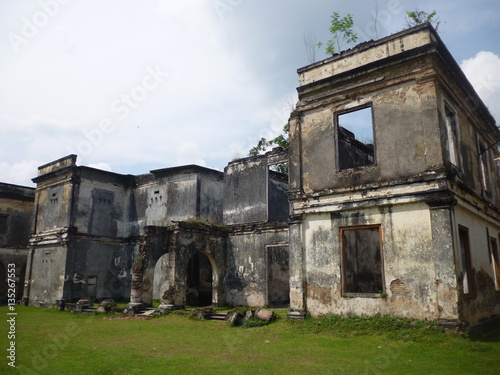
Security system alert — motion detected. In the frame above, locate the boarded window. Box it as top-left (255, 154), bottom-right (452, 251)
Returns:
top-left (458, 226), bottom-right (474, 295)
top-left (445, 106), bottom-right (460, 167)
top-left (0, 215), bottom-right (7, 234)
top-left (336, 106), bottom-right (375, 170)
top-left (341, 226), bottom-right (383, 294)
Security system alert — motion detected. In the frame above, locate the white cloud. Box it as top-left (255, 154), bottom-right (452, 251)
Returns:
top-left (461, 51), bottom-right (500, 122)
top-left (0, 161), bottom-right (39, 187)
top-left (0, 1), bottom-right (499, 186)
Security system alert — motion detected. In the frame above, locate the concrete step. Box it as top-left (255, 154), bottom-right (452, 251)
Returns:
top-left (207, 313), bottom-right (227, 321)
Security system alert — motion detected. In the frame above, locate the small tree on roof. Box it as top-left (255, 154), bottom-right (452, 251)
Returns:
top-left (317, 12), bottom-right (358, 55)
top-left (405, 9), bottom-right (441, 31)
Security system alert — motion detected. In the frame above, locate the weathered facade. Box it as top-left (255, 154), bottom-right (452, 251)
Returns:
top-left (0, 183), bottom-right (34, 303)
top-left (24, 149), bottom-right (290, 310)
top-left (287, 24), bottom-right (500, 324)
top-left (5, 24), bottom-right (500, 325)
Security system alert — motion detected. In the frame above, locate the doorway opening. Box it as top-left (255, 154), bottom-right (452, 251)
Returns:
top-left (87, 276), bottom-right (97, 300)
top-left (266, 245), bottom-right (290, 308)
top-left (186, 252), bottom-right (213, 306)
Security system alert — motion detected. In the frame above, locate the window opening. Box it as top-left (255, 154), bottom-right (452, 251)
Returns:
top-left (268, 164), bottom-right (289, 224)
top-left (490, 236), bottom-right (500, 291)
top-left (341, 225), bottom-right (383, 294)
top-left (337, 106), bottom-right (375, 170)
top-left (458, 226), bottom-right (474, 295)
top-left (445, 106), bottom-right (460, 167)
top-left (479, 142), bottom-right (490, 193)
top-left (0, 215), bottom-right (7, 235)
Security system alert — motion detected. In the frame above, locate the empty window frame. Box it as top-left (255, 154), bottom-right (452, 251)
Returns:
top-left (491, 236), bottom-right (500, 291)
top-left (336, 106), bottom-right (375, 170)
top-left (341, 225), bottom-right (384, 294)
top-left (458, 226), bottom-right (474, 295)
top-left (0, 215), bottom-right (7, 235)
top-left (445, 105), bottom-right (460, 167)
top-left (479, 142), bottom-right (491, 193)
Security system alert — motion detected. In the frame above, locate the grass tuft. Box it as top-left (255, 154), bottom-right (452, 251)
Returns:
top-left (292, 314), bottom-right (448, 341)
top-left (1, 306), bottom-right (499, 375)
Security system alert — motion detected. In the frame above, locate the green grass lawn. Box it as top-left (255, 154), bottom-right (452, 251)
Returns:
top-left (1, 306), bottom-right (499, 375)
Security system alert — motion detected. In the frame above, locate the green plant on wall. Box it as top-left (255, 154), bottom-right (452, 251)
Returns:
top-left (317, 12), bottom-right (358, 55)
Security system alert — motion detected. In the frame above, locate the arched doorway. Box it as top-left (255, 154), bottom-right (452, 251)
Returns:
top-left (186, 252), bottom-right (213, 306)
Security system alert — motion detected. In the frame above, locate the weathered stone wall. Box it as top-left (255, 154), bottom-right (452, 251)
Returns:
top-left (73, 173), bottom-right (133, 238)
top-left (27, 245), bottom-right (68, 305)
top-left (289, 24), bottom-right (500, 323)
top-left (35, 181), bottom-right (74, 233)
top-left (454, 205), bottom-right (500, 323)
top-left (301, 202), bottom-right (456, 320)
top-left (165, 222), bottom-right (228, 307)
top-left (0, 249), bottom-right (29, 303)
top-left (291, 57), bottom-right (444, 196)
top-left (435, 77), bottom-right (500, 209)
top-left (225, 226), bottom-right (288, 307)
top-left (0, 184), bottom-right (34, 247)
top-left (0, 183), bottom-right (34, 302)
top-left (65, 240), bottom-right (135, 302)
top-left (224, 157), bottom-right (268, 225)
top-left (134, 167), bottom-right (224, 228)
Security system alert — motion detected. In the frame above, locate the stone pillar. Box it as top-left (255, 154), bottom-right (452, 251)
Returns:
top-left (129, 226), bottom-right (170, 308)
top-left (21, 247), bottom-right (35, 306)
top-left (159, 227), bottom-right (179, 311)
top-left (288, 218), bottom-right (306, 319)
top-left (428, 201), bottom-right (460, 321)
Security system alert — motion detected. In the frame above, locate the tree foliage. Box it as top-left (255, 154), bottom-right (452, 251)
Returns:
top-left (248, 123), bottom-right (289, 175)
top-left (317, 12), bottom-right (358, 55)
top-left (405, 9), bottom-right (441, 31)
top-left (249, 123), bottom-right (289, 156)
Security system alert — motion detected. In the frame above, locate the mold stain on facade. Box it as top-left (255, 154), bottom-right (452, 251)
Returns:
top-left (0, 24), bottom-right (499, 326)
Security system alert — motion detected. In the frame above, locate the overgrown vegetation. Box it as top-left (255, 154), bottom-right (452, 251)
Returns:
top-left (405, 8), bottom-right (441, 31)
top-left (292, 314), bottom-right (449, 341)
top-left (252, 8), bottom-right (443, 163)
top-left (316, 12), bottom-right (358, 55)
top-left (248, 123), bottom-right (290, 175)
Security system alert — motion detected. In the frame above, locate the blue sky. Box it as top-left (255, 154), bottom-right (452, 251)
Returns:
top-left (1, 0), bottom-right (499, 186)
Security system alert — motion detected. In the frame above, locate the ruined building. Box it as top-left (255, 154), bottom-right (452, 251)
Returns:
top-left (287, 24), bottom-right (500, 324)
top-left (0, 183), bottom-right (34, 303)
top-left (24, 149), bottom-right (290, 310)
top-left (6, 24), bottom-right (500, 324)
